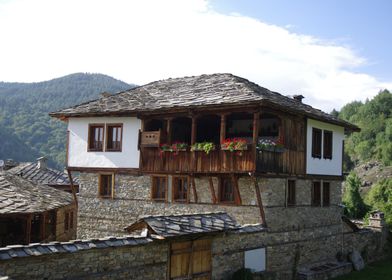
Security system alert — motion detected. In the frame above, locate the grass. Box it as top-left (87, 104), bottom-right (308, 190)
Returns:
top-left (334, 259), bottom-right (392, 280)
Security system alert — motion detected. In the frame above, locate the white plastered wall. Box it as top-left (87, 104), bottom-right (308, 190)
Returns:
top-left (306, 119), bottom-right (344, 176)
top-left (67, 117), bottom-right (140, 168)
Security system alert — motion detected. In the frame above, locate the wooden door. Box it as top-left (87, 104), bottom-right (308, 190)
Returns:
top-left (170, 239), bottom-right (211, 280)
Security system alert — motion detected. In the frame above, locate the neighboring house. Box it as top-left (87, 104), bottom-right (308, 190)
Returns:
top-left (5, 157), bottom-right (79, 193)
top-left (49, 73), bottom-right (366, 278)
top-left (0, 171), bottom-right (77, 247)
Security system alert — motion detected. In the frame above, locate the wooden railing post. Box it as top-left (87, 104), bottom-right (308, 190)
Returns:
top-left (166, 118), bottom-right (172, 145)
top-left (191, 116), bottom-right (197, 145)
top-left (253, 112), bottom-right (260, 172)
top-left (220, 114), bottom-right (226, 144)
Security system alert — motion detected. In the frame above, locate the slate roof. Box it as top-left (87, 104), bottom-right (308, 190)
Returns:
top-left (50, 73), bottom-right (359, 131)
top-left (8, 162), bottom-right (78, 186)
top-left (0, 172), bottom-right (74, 214)
top-left (0, 235), bottom-right (155, 260)
top-left (124, 212), bottom-right (240, 238)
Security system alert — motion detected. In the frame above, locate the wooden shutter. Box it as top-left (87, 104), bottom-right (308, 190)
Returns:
top-left (287, 180), bottom-right (296, 206)
top-left (323, 182), bottom-right (330, 206)
top-left (323, 130), bottom-right (333, 159)
top-left (311, 128), bottom-right (322, 158)
top-left (312, 181), bottom-right (321, 206)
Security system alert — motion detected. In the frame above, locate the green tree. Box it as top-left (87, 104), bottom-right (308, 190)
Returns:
top-left (342, 172), bottom-right (369, 218)
top-left (365, 179), bottom-right (392, 226)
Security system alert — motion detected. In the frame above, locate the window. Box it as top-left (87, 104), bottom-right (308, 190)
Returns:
top-left (151, 176), bottom-right (167, 201)
top-left (287, 180), bottom-right (296, 206)
top-left (311, 181), bottom-right (321, 206)
top-left (64, 211), bottom-right (74, 232)
top-left (88, 124), bottom-right (104, 151)
top-left (106, 124), bottom-right (123, 151)
top-left (99, 174), bottom-right (114, 198)
top-left (311, 128), bottom-right (322, 158)
top-left (323, 130), bottom-right (333, 159)
top-left (219, 177), bottom-right (235, 203)
top-left (172, 176), bottom-right (188, 202)
top-left (323, 182), bottom-right (330, 206)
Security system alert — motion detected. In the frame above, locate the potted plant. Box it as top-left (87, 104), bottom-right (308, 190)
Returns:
top-left (160, 142), bottom-right (188, 155)
top-left (221, 138), bottom-right (248, 152)
top-left (190, 142), bottom-right (215, 154)
top-left (257, 138), bottom-right (285, 152)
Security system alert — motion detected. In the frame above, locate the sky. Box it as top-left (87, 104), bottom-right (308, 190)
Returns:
top-left (0, 0), bottom-right (391, 112)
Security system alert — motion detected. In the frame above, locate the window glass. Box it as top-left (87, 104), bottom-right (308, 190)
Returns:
top-left (89, 125), bottom-right (104, 151)
top-left (312, 128), bottom-right (322, 158)
top-left (99, 174), bottom-right (113, 198)
top-left (107, 124), bottom-right (122, 151)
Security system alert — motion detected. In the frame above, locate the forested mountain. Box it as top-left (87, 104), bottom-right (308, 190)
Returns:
top-left (0, 73), bottom-right (133, 168)
top-left (337, 89), bottom-right (392, 169)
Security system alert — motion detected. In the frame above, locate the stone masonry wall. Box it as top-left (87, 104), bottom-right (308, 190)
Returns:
top-left (0, 226), bottom-right (387, 280)
top-left (78, 173), bottom-right (342, 238)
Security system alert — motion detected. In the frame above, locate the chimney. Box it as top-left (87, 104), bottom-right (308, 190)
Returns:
top-left (37, 156), bottom-right (47, 170)
top-left (2, 159), bottom-right (18, 170)
top-left (293, 95), bottom-right (305, 103)
top-left (368, 210), bottom-right (386, 230)
top-left (100, 92), bottom-right (112, 98)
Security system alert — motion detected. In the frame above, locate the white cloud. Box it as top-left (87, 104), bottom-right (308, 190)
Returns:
top-left (0, 0), bottom-right (390, 111)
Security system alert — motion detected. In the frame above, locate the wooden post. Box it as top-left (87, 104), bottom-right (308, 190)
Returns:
top-left (208, 177), bottom-right (217, 204)
top-left (220, 114), bottom-right (226, 143)
top-left (253, 112), bottom-right (260, 144)
top-left (253, 112), bottom-right (260, 172)
top-left (191, 176), bottom-right (198, 203)
top-left (40, 213), bottom-right (46, 241)
top-left (166, 118), bottom-right (172, 145)
top-left (231, 174), bottom-right (242, 205)
top-left (191, 116), bottom-right (197, 145)
top-left (67, 169), bottom-right (78, 208)
top-left (252, 176), bottom-right (267, 226)
top-left (26, 214), bottom-right (32, 244)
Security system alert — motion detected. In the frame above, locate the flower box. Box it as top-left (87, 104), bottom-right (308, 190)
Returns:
top-left (221, 138), bottom-right (248, 152)
top-left (190, 142), bottom-right (215, 154)
top-left (257, 138), bottom-right (285, 153)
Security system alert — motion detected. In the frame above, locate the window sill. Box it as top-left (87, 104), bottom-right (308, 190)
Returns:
top-left (88, 149), bottom-right (104, 152)
top-left (106, 149), bottom-right (122, 152)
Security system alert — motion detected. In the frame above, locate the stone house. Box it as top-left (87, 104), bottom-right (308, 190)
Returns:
top-left (0, 171), bottom-right (77, 247)
top-left (44, 73), bottom-right (388, 279)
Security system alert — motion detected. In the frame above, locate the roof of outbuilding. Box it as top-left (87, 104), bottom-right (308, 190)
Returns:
top-left (50, 73), bottom-right (359, 131)
top-left (0, 172), bottom-right (74, 214)
top-left (8, 161), bottom-right (78, 186)
top-left (124, 212), bottom-right (240, 238)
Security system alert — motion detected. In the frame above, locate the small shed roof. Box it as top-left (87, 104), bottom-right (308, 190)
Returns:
top-left (124, 212), bottom-right (239, 238)
top-left (0, 172), bottom-right (74, 214)
top-left (8, 161), bottom-right (78, 186)
top-left (50, 73), bottom-right (359, 131)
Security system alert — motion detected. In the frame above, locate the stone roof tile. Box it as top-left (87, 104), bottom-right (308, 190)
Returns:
top-left (50, 73), bottom-right (359, 131)
top-left (0, 172), bottom-right (73, 214)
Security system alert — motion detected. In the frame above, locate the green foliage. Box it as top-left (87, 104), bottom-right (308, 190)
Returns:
top-left (364, 178), bottom-right (392, 226)
top-left (0, 73), bottom-right (132, 168)
top-left (190, 142), bottom-right (215, 154)
top-left (338, 90), bottom-right (392, 167)
top-left (342, 172), bottom-right (369, 218)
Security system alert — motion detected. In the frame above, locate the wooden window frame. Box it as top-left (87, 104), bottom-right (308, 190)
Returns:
top-left (323, 130), bottom-right (333, 159)
top-left (218, 176), bottom-right (236, 204)
top-left (323, 182), bottom-right (330, 207)
top-left (106, 123), bottom-right (123, 152)
top-left (311, 128), bottom-right (322, 158)
top-left (88, 124), bottom-right (105, 152)
top-left (98, 173), bottom-right (115, 199)
top-left (151, 175), bottom-right (168, 202)
top-left (172, 175), bottom-right (189, 203)
top-left (287, 180), bottom-right (296, 207)
top-left (311, 181), bottom-right (321, 207)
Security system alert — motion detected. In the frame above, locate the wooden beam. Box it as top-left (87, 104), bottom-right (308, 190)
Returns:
top-left (191, 176), bottom-right (198, 203)
top-left (253, 112), bottom-right (260, 144)
top-left (208, 177), bottom-right (217, 204)
top-left (191, 116), bottom-right (197, 145)
top-left (252, 176), bottom-right (267, 227)
top-left (25, 214), bottom-right (32, 244)
top-left (231, 174), bottom-right (242, 205)
top-left (166, 118), bottom-right (172, 145)
top-left (220, 114), bottom-right (226, 143)
top-left (67, 169), bottom-right (79, 208)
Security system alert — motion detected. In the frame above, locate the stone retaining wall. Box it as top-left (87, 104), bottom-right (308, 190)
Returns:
top-left (0, 225), bottom-right (387, 280)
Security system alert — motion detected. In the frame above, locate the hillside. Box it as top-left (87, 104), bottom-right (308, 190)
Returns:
top-left (0, 73), bottom-right (133, 168)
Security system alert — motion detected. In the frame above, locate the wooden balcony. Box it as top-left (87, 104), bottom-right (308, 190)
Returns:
top-left (140, 147), bottom-right (255, 173)
top-left (140, 147), bottom-right (305, 175)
